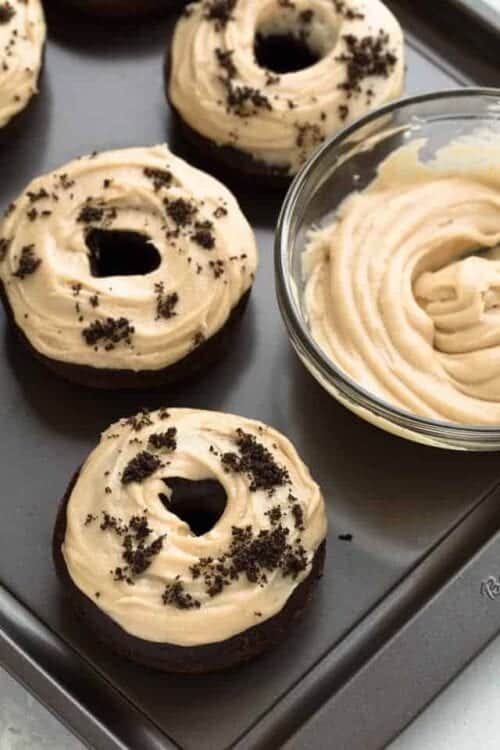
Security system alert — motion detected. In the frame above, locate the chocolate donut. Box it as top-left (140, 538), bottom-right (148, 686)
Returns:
top-left (167, 0), bottom-right (404, 185)
top-left (53, 408), bottom-right (328, 672)
top-left (0, 145), bottom-right (257, 389)
top-left (0, 0), bottom-right (45, 129)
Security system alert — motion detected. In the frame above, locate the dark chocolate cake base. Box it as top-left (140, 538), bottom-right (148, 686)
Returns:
top-left (0, 283), bottom-right (251, 390)
top-left (164, 50), bottom-right (292, 191)
top-left (54, 0), bottom-right (185, 18)
top-left (53, 470), bottom-right (326, 673)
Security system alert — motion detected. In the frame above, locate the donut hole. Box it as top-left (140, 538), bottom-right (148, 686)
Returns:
top-left (254, 32), bottom-right (320, 74)
top-left (86, 229), bottom-right (161, 278)
top-left (254, 9), bottom-right (333, 74)
top-left (159, 477), bottom-right (227, 537)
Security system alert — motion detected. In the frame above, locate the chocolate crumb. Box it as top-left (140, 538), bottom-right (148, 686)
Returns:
top-left (26, 187), bottom-right (49, 203)
top-left (203, 0), bottom-right (237, 29)
top-left (58, 173), bottom-right (75, 190)
top-left (162, 579), bottom-right (201, 609)
top-left (12, 245), bottom-right (41, 279)
top-left (154, 282), bottom-right (179, 320)
top-left (291, 503), bottom-right (305, 531)
top-left (190, 522), bottom-right (308, 598)
top-left (0, 3), bottom-right (15, 23)
top-left (221, 429), bottom-right (290, 494)
top-left (214, 205), bottom-right (228, 219)
top-left (148, 427), bottom-right (177, 452)
top-left (100, 512), bottom-right (127, 535)
top-left (84, 513), bottom-right (97, 526)
top-left (165, 198), bottom-right (198, 227)
top-left (215, 47), bottom-right (237, 78)
top-left (77, 205), bottom-right (104, 224)
top-left (143, 167), bottom-right (173, 192)
top-left (336, 31), bottom-right (397, 97)
top-left (338, 533), bottom-right (353, 542)
top-left (82, 317), bottom-right (134, 348)
top-left (338, 104), bottom-right (349, 120)
top-left (125, 408), bottom-right (153, 432)
top-left (122, 451), bottom-right (161, 484)
top-left (191, 220), bottom-right (215, 249)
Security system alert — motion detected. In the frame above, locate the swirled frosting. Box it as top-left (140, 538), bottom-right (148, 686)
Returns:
top-left (61, 408), bottom-right (327, 646)
top-left (169, 0), bottom-right (404, 174)
top-left (304, 137), bottom-right (500, 425)
top-left (0, 145), bottom-right (257, 372)
top-left (0, 0), bottom-right (45, 128)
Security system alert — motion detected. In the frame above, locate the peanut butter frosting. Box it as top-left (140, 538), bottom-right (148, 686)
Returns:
top-left (0, 145), bottom-right (257, 372)
top-left (304, 137), bottom-right (500, 425)
top-left (169, 0), bottom-right (404, 175)
top-left (0, 0), bottom-right (45, 128)
top-left (61, 408), bottom-right (327, 646)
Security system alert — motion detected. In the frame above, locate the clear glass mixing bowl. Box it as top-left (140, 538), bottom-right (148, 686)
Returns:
top-left (275, 88), bottom-right (500, 451)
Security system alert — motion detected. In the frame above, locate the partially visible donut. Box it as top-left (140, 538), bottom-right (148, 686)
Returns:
top-left (167, 0), bottom-right (404, 184)
top-left (0, 144), bottom-right (257, 389)
top-left (0, 0), bottom-right (46, 129)
top-left (53, 408), bottom-right (328, 672)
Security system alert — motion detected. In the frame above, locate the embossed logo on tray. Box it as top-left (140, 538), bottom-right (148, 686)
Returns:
top-left (481, 576), bottom-right (500, 600)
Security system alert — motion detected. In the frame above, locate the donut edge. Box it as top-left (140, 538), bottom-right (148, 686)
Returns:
top-left (53, 468), bottom-right (326, 673)
top-left (164, 42), bottom-right (293, 191)
top-left (0, 280), bottom-right (252, 389)
top-left (47, 0), bottom-right (186, 19)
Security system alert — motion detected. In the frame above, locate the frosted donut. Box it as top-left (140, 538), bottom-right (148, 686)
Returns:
top-left (167, 0), bottom-right (404, 183)
top-left (0, 0), bottom-right (46, 128)
top-left (53, 408), bottom-right (328, 672)
top-left (0, 144), bottom-right (258, 389)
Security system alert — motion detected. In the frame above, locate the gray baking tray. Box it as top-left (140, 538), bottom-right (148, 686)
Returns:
top-left (0, 4), bottom-right (499, 749)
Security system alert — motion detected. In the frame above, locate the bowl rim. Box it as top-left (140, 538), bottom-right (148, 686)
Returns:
top-left (275, 86), bottom-right (500, 443)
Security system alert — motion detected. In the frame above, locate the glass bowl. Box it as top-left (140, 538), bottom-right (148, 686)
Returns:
top-left (275, 88), bottom-right (500, 451)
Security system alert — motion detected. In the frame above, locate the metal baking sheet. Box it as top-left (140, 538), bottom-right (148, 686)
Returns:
top-left (0, 4), bottom-right (499, 749)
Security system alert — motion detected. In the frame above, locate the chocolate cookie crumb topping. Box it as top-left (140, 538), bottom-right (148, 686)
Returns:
top-left (215, 47), bottom-right (237, 79)
top-left (12, 245), bottom-right (41, 279)
top-left (0, 3), bottom-right (15, 23)
top-left (122, 451), bottom-right (161, 484)
top-left (291, 503), bottom-right (305, 531)
top-left (155, 282), bottom-right (179, 320)
top-left (143, 167), bottom-right (173, 192)
top-left (333, 0), bottom-right (365, 20)
top-left (122, 528), bottom-right (165, 576)
top-left (162, 579), bottom-right (201, 609)
top-left (100, 512), bottom-right (127, 535)
top-left (26, 187), bottom-right (49, 203)
top-left (336, 31), bottom-right (397, 96)
top-left (221, 429), bottom-right (290, 493)
top-left (191, 220), bottom-right (215, 249)
top-left (82, 317), bottom-right (134, 349)
top-left (190, 522), bottom-right (308, 599)
top-left (165, 198), bottom-right (198, 227)
top-left (77, 205), bottom-right (104, 224)
top-left (203, 0), bottom-right (237, 30)
top-left (125, 408), bottom-right (153, 432)
top-left (148, 427), bottom-right (177, 451)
